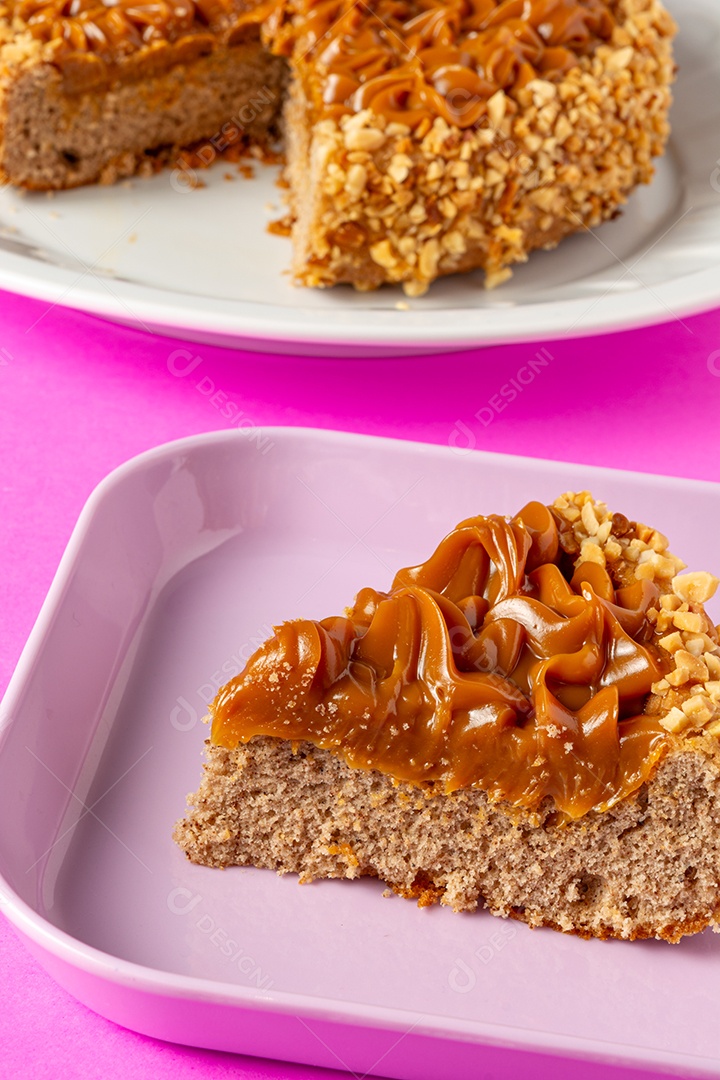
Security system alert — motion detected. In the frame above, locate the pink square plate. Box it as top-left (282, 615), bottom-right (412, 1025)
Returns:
top-left (1, 428), bottom-right (720, 1079)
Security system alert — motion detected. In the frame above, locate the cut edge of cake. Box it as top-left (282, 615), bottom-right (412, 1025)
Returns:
top-left (174, 732), bottom-right (720, 943)
top-left (0, 19), bottom-right (286, 190)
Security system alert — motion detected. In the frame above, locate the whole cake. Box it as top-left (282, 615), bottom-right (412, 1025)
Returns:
top-left (0, 0), bottom-right (676, 293)
top-left (175, 493), bottom-right (720, 942)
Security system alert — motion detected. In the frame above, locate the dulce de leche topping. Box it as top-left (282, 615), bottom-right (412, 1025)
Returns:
top-left (15, 0), bottom-right (615, 112)
top-left (13, 0), bottom-right (275, 92)
top-left (270, 0), bottom-right (615, 129)
top-left (211, 502), bottom-right (670, 819)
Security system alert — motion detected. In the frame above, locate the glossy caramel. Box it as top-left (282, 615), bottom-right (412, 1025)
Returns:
top-left (270, 0), bottom-right (615, 128)
top-left (211, 502), bottom-right (670, 818)
top-left (15, 0), bottom-right (615, 119)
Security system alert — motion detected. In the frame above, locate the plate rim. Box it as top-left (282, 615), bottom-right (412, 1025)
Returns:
top-left (0, 229), bottom-right (717, 355)
top-left (3, 427), bottom-right (720, 1076)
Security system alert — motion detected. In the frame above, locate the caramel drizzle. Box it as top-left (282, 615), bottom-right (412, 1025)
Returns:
top-left (272, 0), bottom-right (616, 127)
top-left (211, 502), bottom-right (669, 819)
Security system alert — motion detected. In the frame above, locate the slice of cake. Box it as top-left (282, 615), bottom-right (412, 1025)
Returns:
top-left (269, 0), bottom-right (677, 293)
top-left (0, 0), bottom-right (286, 189)
top-left (175, 493), bottom-right (720, 943)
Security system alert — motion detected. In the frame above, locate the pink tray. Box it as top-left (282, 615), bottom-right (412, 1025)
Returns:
top-left (1, 429), bottom-right (719, 1079)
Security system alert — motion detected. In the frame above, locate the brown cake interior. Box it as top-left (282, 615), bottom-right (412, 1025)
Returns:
top-left (174, 733), bottom-right (720, 942)
top-left (2, 42), bottom-right (285, 189)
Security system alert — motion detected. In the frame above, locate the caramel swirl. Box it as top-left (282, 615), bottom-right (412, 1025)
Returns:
top-left (15, 0), bottom-right (617, 114)
top-left (270, 0), bottom-right (615, 128)
top-left (212, 502), bottom-right (670, 819)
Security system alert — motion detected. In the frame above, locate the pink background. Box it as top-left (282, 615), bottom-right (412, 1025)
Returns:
top-left (1, 287), bottom-right (719, 1079)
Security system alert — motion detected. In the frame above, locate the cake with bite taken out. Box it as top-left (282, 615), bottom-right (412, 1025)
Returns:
top-left (0, 0), bottom-right (676, 293)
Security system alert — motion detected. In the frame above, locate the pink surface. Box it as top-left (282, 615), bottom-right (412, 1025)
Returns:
top-left (1, 286), bottom-right (720, 1080)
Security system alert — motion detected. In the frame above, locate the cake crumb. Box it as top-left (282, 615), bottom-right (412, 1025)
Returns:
top-left (268, 215), bottom-right (293, 237)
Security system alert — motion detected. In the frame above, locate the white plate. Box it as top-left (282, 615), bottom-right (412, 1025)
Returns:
top-left (0, 0), bottom-right (717, 355)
